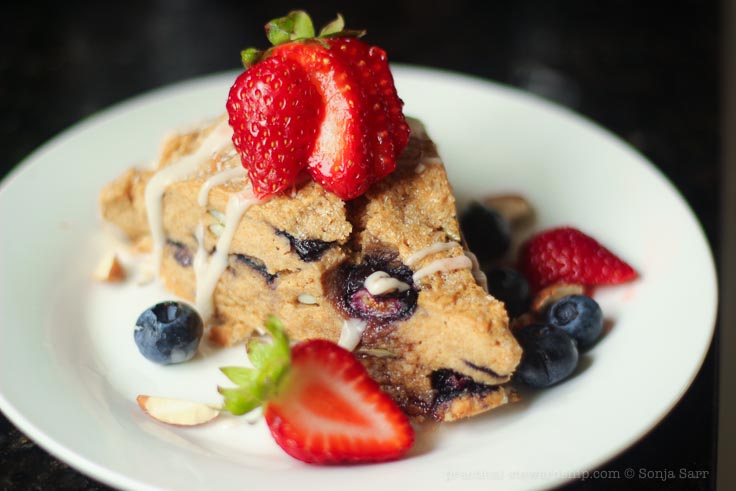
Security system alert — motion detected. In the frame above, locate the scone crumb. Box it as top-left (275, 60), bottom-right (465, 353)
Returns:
top-left (132, 235), bottom-right (153, 254)
top-left (136, 267), bottom-right (155, 286)
top-left (94, 253), bottom-right (126, 282)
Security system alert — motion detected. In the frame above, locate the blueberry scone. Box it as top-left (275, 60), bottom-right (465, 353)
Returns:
top-left (100, 116), bottom-right (521, 422)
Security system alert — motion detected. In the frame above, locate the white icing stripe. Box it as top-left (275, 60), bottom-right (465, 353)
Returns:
top-left (193, 189), bottom-right (261, 321)
top-left (364, 271), bottom-right (410, 295)
top-left (197, 166), bottom-right (247, 206)
top-left (145, 120), bottom-right (233, 272)
top-left (464, 250), bottom-right (489, 292)
top-left (412, 255), bottom-right (473, 282)
top-left (405, 241), bottom-right (460, 267)
top-left (338, 318), bottom-right (368, 351)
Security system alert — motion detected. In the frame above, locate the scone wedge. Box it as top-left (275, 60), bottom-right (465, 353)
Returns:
top-left (101, 116), bottom-right (522, 422)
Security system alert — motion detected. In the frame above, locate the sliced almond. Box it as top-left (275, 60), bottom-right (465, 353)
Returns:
top-left (532, 283), bottom-right (585, 314)
top-left (137, 395), bottom-right (220, 426)
top-left (93, 253), bottom-right (126, 282)
top-left (482, 194), bottom-right (534, 226)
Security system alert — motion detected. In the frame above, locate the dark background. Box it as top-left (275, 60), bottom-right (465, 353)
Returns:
top-left (0, 1), bottom-right (719, 490)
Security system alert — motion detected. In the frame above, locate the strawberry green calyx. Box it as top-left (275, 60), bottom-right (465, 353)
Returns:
top-left (238, 11), bottom-right (366, 69)
top-left (218, 315), bottom-right (291, 415)
top-left (240, 47), bottom-right (263, 68)
top-left (266, 10), bottom-right (315, 46)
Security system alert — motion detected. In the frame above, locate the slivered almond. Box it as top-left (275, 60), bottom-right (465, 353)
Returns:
top-left (137, 395), bottom-right (220, 426)
top-left (532, 283), bottom-right (585, 314)
top-left (93, 253), bottom-right (125, 282)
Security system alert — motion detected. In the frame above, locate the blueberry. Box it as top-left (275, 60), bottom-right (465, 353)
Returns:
top-left (167, 240), bottom-right (193, 267)
top-left (513, 323), bottom-right (579, 388)
top-left (332, 254), bottom-right (418, 326)
top-left (485, 267), bottom-right (531, 318)
top-left (134, 301), bottom-right (203, 364)
top-left (546, 295), bottom-right (604, 350)
top-left (234, 253), bottom-right (278, 285)
top-left (275, 230), bottom-right (335, 262)
top-left (460, 202), bottom-right (511, 264)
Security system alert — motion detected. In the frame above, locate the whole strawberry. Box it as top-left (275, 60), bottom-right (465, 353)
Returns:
top-left (226, 11), bottom-right (409, 200)
top-left (519, 226), bottom-right (638, 291)
top-left (219, 316), bottom-right (414, 464)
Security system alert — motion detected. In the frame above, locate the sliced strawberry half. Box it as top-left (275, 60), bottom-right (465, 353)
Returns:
top-left (273, 40), bottom-right (372, 200)
top-left (266, 339), bottom-right (414, 464)
top-left (219, 316), bottom-right (414, 464)
top-left (326, 37), bottom-right (410, 179)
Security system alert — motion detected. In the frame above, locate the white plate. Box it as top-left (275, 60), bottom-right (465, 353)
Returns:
top-left (0, 66), bottom-right (717, 491)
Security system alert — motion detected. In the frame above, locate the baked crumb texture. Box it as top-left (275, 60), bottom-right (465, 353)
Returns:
top-left (100, 117), bottom-right (522, 422)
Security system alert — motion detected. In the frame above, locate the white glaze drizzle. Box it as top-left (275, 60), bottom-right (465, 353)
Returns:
top-left (193, 188), bottom-right (261, 321)
top-left (338, 318), bottom-right (368, 351)
top-left (197, 166), bottom-right (247, 206)
top-left (405, 241), bottom-right (460, 267)
top-left (464, 250), bottom-right (489, 292)
top-left (145, 120), bottom-right (233, 272)
top-left (364, 271), bottom-right (410, 296)
top-left (412, 255), bottom-right (473, 282)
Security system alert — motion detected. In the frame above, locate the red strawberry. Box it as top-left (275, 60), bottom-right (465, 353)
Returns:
top-left (273, 41), bottom-right (373, 200)
top-left (226, 55), bottom-right (322, 198)
top-left (226, 11), bottom-right (409, 200)
top-left (266, 339), bottom-right (414, 464)
top-left (519, 226), bottom-right (638, 291)
top-left (219, 316), bottom-right (414, 464)
top-left (326, 37), bottom-right (410, 179)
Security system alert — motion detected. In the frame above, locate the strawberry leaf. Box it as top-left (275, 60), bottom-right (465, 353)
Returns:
top-left (290, 11), bottom-right (315, 40)
top-left (220, 366), bottom-right (257, 386)
top-left (218, 315), bottom-right (292, 415)
top-left (319, 13), bottom-right (345, 37)
top-left (266, 11), bottom-right (315, 46)
top-left (266, 17), bottom-right (292, 46)
top-left (240, 48), bottom-right (263, 68)
top-left (247, 339), bottom-right (272, 370)
top-left (218, 386), bottom-right (261, 415)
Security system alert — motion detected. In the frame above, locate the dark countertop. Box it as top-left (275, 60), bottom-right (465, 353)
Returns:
top-left (0, 1), bottom-right (719, 490)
